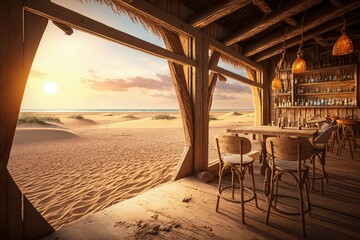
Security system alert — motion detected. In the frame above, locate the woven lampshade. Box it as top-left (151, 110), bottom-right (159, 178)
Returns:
top-left (292, 55), bottom-right (307, 73)
top-left (332, 32), bottom-right (353, 56)
top-left (271, 76), bottom-right (282, 90)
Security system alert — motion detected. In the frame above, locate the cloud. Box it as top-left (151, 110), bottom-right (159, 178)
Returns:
top-left (30, 70), bottom-right (47, 79)
top-left (213, 93), bottom-right (238, 100)
top-left (216, 81), bottom-right (252, 94)
top-left (149, 92), bottom-right (177, 100)
top-left (81, 73), bottom-right (173, 92)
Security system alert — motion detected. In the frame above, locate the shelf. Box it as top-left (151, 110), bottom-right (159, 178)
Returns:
top-left (275, 93), bottom-right (291, 96)
top-left (295, 92), bottom-right (355, 96)
top-left (292, 64), bottom-right (356, 74)
top-left (295, 80), bottom-right (355, 86)
top-left (274, 106), bottom-right (358, 109)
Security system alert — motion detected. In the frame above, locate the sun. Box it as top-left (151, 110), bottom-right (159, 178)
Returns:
top-left (43, 82), bottom-right (58, 94)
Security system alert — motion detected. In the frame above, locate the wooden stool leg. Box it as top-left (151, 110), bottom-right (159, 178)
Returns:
top-left (298, 186), bottom-right (306, 238)
top-left (250, 165), bottom-right (258, 208)
top-left (239, 172), bottom-right (245, 223)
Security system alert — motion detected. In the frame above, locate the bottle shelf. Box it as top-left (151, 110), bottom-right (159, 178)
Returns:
top-left (274, 106), bottom-right (357, 109)
top-left (295, 92), bottom-right (355, 96)
top-left (295, 80), bottom-right (355, 86)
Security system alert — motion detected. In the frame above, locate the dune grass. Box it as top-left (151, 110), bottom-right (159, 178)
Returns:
top-left (68, 115), bottom-right (85, 120)
top-left (209, 115), bottom-right (218, 121)
top-left (151, 114), bottom-right (176, 120)
top-left (17, 116), bottom-right (50, 126)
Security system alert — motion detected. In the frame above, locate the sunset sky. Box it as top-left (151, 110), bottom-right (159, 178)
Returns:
top-left (21, 1), bottom-right (253, 111)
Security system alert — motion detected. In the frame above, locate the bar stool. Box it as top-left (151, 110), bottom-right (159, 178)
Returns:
top-left (265, 137), bottom-right (313, 237)
top-left (337, 119), bottom-right (357, 160)
top-left (215, 135), bottom-right (258, 223)
top-left (310, 125), bottom-right (337, 195)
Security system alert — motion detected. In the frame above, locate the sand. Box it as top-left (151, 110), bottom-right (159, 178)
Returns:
top-left (7, 111), bottom-right (254, 230)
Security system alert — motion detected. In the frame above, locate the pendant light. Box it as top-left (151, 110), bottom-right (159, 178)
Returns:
top-left (272, 28), bottom-right (287, 90)
top-left (333, 14), bottom-right (353, 56)
top-left (292, 12), bottom-right (307, 73)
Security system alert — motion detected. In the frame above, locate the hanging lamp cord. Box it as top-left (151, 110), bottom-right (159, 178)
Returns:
top-left (298, 10), bottom-right (306, 55)
top-left (275, 27), bottom-right (288, 76)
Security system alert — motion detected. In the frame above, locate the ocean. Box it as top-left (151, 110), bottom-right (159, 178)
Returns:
top-left (20, 109), bottom-right (254, 113)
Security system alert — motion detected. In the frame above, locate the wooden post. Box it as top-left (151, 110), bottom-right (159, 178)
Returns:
top-left (247, 68), bottom-right (263, 126)
top-left (1, 1), bottom-right (53, 238)
top-left (0, 1), bottom-right (24, 238)
top-left (193, 36), bottom-right (209, 174)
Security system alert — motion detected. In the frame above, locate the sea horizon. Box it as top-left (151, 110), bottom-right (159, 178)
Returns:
top-left (20, 108), bottom-right (254, 113)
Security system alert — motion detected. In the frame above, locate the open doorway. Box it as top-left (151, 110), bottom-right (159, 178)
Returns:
top-left (8, 2), bottom-right (186, 229)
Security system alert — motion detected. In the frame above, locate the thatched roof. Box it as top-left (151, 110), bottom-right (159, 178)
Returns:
top-left (80, 0), bottom-right (360, 67)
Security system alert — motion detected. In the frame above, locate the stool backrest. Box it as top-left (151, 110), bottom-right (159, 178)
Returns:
top-left (266, 137), bottom-right (313, 162)
top-left (314, 125), bottom-right (337, 144)
top-left (216, 135), bottom-right (251, 155)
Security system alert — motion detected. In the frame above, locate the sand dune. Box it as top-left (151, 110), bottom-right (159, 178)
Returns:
top-left (8, 111), bottom-right (255, 230)
top-left (100, 113), bottom-right (113, 116)
top-left (108, 116), bottom-right (182, 128)
top-left (13, 128), bottom-right (78, 144)
top-left (118, 114), bottom-right (138, 121)
top-left (65, 118), bottom-right (97, 127)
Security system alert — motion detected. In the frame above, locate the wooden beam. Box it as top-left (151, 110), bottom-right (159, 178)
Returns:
top-left (209, 65), bottom-right (262, 88)
top-left (188, 0), bottom-right (251, 28)
top-left (112, 0), bottom-right (262, 72)
top-left (285, 17), bottom-right (298, 27)
top-left (24, 0), bottom-right (196, 67)
top-left (209, 38), bottom-right (264, 72)
top-left (253, 16), bottom-right (360, 62)
top-left (252, 0), bottom-right (271, 14)
top-left (224, 0), bottom-right (322, 46)
top-left (208, 51), bottom-right (221, 113)
top-left (252, 1), bottom-right (298, 27)
top-left (311, 35), bottom-right (330, 47)
top-left (244, 1), bottom-right (360, 57)
top-left (330, 0), bottom-right (344, 7)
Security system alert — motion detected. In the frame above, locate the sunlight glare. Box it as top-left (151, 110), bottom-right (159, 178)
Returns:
top-left (43, 82), bottom-right (58, 94)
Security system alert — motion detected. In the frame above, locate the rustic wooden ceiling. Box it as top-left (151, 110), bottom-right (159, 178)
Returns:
top-left (164, 0), bottom-right (360, 63)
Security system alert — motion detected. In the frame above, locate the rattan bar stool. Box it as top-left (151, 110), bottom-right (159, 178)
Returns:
top-left (310, 125), bottom-right (337, 195)
top-left (337, 119), bottom-right (357, 160)
top-left (215, 135), bottom-right (258, 223)
top-left (265, 137), bottom-right (313, 237)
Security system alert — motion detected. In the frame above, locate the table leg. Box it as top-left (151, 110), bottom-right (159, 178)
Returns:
top-left (258, 140), bottom-right (270, 196)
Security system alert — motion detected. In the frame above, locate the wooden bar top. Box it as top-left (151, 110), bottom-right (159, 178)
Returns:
top-left (227, 125), bottom-right (318, 138)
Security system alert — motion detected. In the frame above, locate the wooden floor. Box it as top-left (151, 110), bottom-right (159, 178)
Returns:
top-left (42, 145), bottom-right (360, 240)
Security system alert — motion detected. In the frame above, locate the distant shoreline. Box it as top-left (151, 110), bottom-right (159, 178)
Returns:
top-left (20, 108), bottom-right (255, 113)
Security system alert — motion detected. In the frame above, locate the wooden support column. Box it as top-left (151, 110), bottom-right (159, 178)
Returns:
top-left (1, 2), bottom-right (54, 238)
top-left (161, 29), bottom-right (195, 180)
top-left (193, 36), bottom-right (210, 174)
top-left (246, 68), bottom-right (263, 126)
top-left (0, 1), bottom-right (24, 238)
top-left (208, 51), bottom-right (221, 112)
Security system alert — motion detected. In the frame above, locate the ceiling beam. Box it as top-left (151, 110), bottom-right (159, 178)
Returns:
top-left (243, 1), bottom-right (360, 57)
top-left (223, 0), bottom-right (322, 46)
top-left (311, 35), bottom-right (330, 47)
top-left (252, 16), bottom-right (360, 62)
top-left (188, 0), bottom-right (251, 29)
top-left (24, 0), bottom-right (196, 67)
top-left (252, 0), bottom-right (271, 14)
top-left (209, 65), bottom-right (262, 88)
top-left (285, 17), bottom-right (298, 26)
top-left (252, 0), bottom-right (298, 26)
top-left (330, 0), bottom-right (344, 7)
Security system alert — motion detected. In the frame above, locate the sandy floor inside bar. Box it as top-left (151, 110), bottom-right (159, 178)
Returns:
top-left (8, 111), bottom-right (254, 230)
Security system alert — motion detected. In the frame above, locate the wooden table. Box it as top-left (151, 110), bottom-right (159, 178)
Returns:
top-left (227, 125), bottom-right (318, 195)
top-left (305, 118), bottom-right (327, 128)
